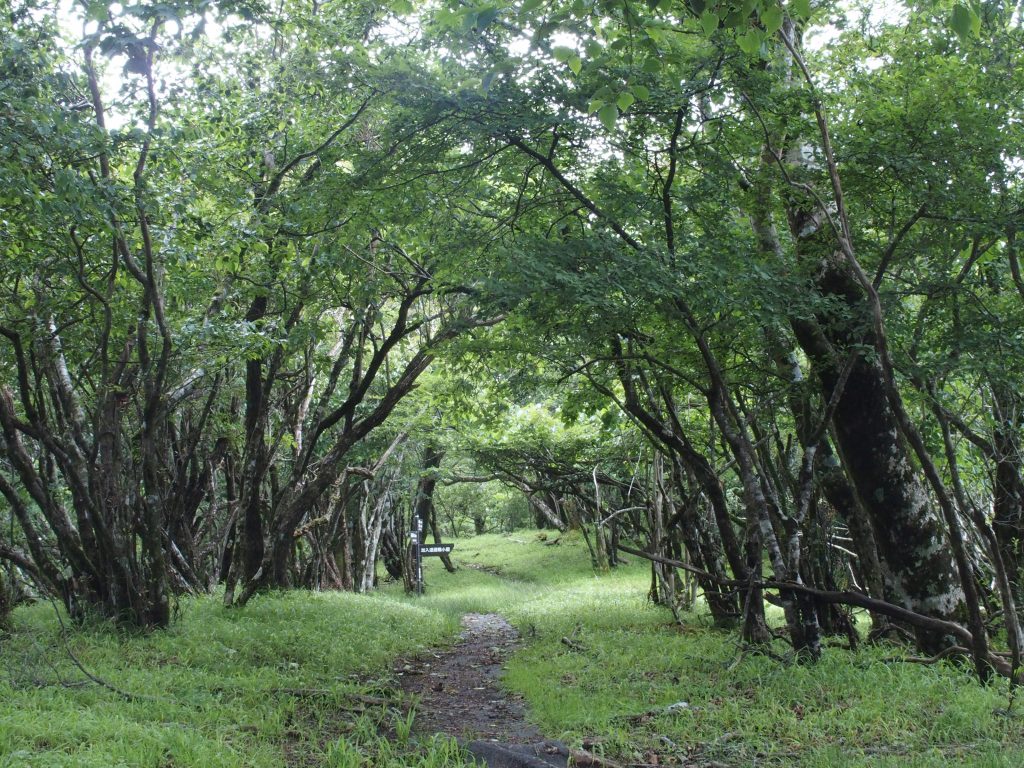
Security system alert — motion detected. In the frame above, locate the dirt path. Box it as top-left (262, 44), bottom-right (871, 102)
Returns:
top-left (395, 613), bottom-right (571, 767)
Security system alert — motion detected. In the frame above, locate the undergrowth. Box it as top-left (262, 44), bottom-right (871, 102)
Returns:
top-left (3, 532), bottom-right (1023, 767)
top-left (0, 590), bottom-right (471, 767)
top-left (387, 532), bottom-right (1024, 768)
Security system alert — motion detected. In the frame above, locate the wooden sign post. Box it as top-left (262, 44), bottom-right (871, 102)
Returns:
top-left (409, 514), bottom-right (453, 595)
top-left (410, 529), bottom-right (423, 595)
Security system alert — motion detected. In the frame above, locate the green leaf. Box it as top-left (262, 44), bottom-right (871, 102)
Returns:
top-left (950, 4), bottom-right (981, 40)
top-left (632, 84), bottom-right (650, 100)
top-left (598, 104), bottom-right (618, 131)
top-left (642, 58), bottom-right (662, 73)
top-left (476, 7), bottom-right (500, 29)
top-left (699, 10), bottom-right (719, 37)
top-left (588, 98), bottom-right (605, 114)
top-left (761, 6), bottom-right (784, 36)
top-left (84, 0), bottom-right (109, 21)
top-left (737, 29), bottom-right (762, 55)
top-left (434, 7), bottom-right (458, 27)
top-left (521, 0), bottom-right (543, 12)
top-left (616, 92), bottom-right (636, 111)
top-left (391, 0), bottom-right (413, 14)
top-left (723, 10), bottom-right (746, 28)
top-left (568, 55), bottom-right (582, 75)
top-left (950, 5), bottom-right (971, 38)
top-left (791, 0), bottom-right (812, 20)
top-left (552, 46), bottom-right (574, 63)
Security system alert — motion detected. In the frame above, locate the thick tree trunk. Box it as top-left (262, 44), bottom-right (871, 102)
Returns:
top-left (992, 405), bottom-right (1024, 601)
top-left (768, 340), bottom-right (889, 632)
top-left (413, 444), bottom-right (455, 573)
top-left (239, 297), bottom-right (269, 590)
top-left (789, 259), bottom-right (966, 650)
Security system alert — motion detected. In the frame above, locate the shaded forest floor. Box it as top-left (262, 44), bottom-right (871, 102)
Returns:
top-left (2, 533), bottom-right (1023, 767)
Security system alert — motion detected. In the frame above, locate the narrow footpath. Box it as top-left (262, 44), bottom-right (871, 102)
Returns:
top-left (395, 612), bottom-right (573, 768)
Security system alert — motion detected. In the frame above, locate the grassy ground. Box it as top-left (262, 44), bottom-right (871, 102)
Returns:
top-left (2, 532), bottom-right (1023, 766)
top-left (391, 533), bottom-right (1024, 768)
top-left (0, 590), bottom-right (463, 767)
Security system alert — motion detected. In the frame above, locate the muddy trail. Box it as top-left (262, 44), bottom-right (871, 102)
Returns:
top-left (395, 612), bottom-right (607, 768)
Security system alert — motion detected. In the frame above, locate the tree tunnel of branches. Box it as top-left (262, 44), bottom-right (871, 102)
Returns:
top-left (1, 0), bottom-right (1022, 684)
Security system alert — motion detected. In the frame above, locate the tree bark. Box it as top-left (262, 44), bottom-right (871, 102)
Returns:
top-left (414, 444), bottom-right (455, 573)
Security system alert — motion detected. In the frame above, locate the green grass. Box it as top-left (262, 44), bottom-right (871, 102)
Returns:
top-left (0, 589), bottom-right (468, 767)
top-left (3, 532), bottom-right (1023, 767)
top-left (389, 532), bottom-right (1024, 767)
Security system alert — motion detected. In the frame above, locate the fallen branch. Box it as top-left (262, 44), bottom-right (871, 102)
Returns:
top-left (561, 622), bottom-right (585, 652)
top-left (561, 636), bottom-right (585, 652)
top-left (616, 542), bottom-right (1013, 677)
top-left (45, 596), bottom-right (162, 704)
top-left (568, 748), bottom-right (624, 768)
top-left (883, 645), bottom-right (972, 666)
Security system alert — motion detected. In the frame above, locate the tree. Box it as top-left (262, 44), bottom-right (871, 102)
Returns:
top-left (403, 0), bottom-right (1022, 666)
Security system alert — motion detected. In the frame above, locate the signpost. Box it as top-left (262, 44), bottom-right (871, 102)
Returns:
top-left (420, 544), bottom-right (454, 556)
top-left (410, 530), bottom-right (423, 596)
top-left (409, 513), bottom-right (453, 595)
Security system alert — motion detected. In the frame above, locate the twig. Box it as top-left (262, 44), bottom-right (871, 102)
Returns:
top-left (560, 636), bottom-right (585, 652)
top-left (883, 645), bottom-right (972, 666)
top-left (567, 748), bottom-right (624, 768)
top-left (45, 596), bottom-right (156, 703)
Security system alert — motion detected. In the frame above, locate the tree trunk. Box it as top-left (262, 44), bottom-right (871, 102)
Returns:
top-left (992, 390), bottom-right (1024, 602)
top-left (239, 297), bottom-right (269, 590)
top-left (790, 256), bottom-right (966, 651)
top-left (0, 566), bottom-right (10, 629)
top-left (414, 444), bottom-right (455, 573)
top-left (665, 459), bottom-right (740, 623)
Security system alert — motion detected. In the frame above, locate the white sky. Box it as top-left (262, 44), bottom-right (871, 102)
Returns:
top-left (52, 0), bottom-right (911, 130)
